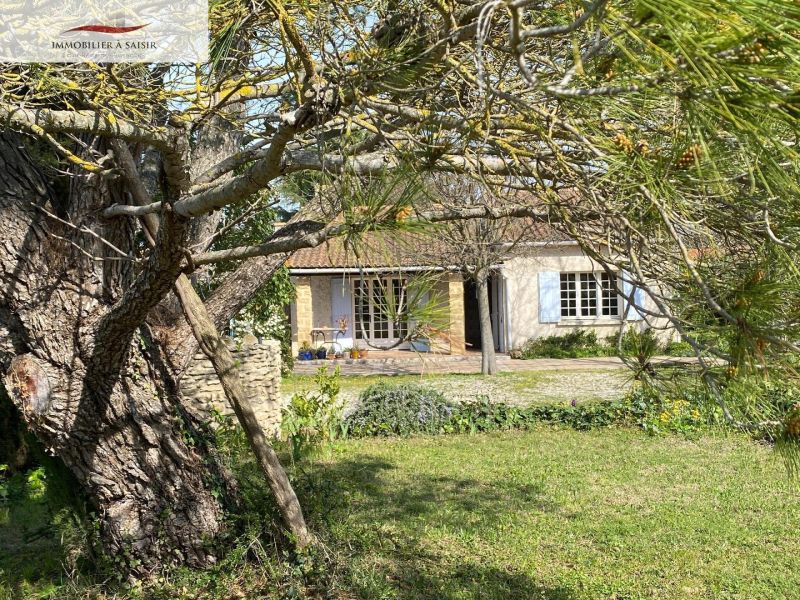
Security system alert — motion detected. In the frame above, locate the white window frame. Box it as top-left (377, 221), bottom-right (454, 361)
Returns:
top-left (560, 272), bottom-right (621, 319)
top-left (352, 277), bottom-right (409, 343)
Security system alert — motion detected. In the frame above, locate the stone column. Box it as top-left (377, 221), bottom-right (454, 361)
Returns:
top-left (447, 272), bottom-right (466, 355)
top-left (293, 276), bottom-right (313, 353)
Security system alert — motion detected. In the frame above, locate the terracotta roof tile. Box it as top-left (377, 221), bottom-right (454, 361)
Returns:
top-left (287, 221), bottom-right (571, 270)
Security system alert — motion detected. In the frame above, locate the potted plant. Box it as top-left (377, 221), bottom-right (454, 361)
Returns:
top-left (316, 346), bottom-right (327, 360)
top-left (358, 347), bottom-right (369, 359)
top-left (298, 342), bottom-right (314, 361)
top-left (349, 344), bottom-right (360, 359)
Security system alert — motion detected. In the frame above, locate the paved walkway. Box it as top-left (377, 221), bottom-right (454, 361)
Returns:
top-left (292, 353), bottom-right (695, 376)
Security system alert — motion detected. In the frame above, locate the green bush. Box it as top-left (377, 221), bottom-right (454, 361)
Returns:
top-left (514, 329), bottom-right (697, 361)
top-left (624, 382), bottom-right (724, 436)
top-left (281, 366), bottom-right (344, 459)
top-left (344, 382), bottom-right (455, 437)
top-left (513, 329), bottom-right (612, 359)
top-left (664, 339), bottom-right (694, 356)
top-left (446, 396), bottom-right (647, 434)
top-left (344, 383), bottom-right (647, 438)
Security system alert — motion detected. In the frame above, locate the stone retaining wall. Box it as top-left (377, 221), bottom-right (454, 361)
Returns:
top-left (182, 339), bottom-right (284, 436)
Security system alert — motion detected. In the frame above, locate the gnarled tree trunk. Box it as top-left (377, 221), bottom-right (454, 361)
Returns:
top-left (0, 135), bottom-right (231, 574)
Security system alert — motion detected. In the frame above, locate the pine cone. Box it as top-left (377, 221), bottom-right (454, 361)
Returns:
top-left (676, 144), bottom-right (703, 169)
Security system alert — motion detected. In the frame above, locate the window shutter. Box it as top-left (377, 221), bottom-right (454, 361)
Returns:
top-left (622, 272), bottom-right (645, 321)
top-left (538, 271), bottom-right (561, 323)
top-left (330, 277), bottom-right (354, 346)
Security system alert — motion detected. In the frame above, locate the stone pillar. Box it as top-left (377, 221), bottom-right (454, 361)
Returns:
top-left (293, 276), bottom-right (313, 352)
top-left (431, 272), bottom-right (466, 355)
top-left (447, 272), bottom-right (466, 355)
top-left (182, 340), bottom-right (285, 436)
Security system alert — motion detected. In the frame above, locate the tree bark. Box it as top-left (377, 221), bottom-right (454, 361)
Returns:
top-left (0, 135), bottom-right (230, 575)
top-left (111, 139), bottom-right (312, 548)
top-left (173, 277), bottom-right (313, 547)
top-left (476, 271), bottom-right (497, 376)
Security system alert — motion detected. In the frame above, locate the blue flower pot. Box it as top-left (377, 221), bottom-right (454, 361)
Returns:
top-left (411, 338), bottom-right (430, 352)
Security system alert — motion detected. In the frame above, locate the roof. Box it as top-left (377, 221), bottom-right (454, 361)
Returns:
top-left (286, 220), bottom-right (572, 271)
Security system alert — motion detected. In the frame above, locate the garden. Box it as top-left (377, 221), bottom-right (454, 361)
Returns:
top-left (4, 367), bottom-right (799, 599)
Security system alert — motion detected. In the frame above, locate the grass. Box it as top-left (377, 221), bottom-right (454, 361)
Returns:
top-left (301, 428), bottom-right (800, 599)
top-left (283, 369), bottom-right (629, 406)
top-left (281, 372), bottom-right (493, 395)
top-left (4, 428), bottom-right (799, 599)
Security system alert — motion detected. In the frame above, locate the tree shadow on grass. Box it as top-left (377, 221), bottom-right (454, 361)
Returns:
top-left (299, 455), bottom-right (573, 600)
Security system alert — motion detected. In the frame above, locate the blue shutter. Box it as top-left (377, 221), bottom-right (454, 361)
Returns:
top-left (538, 272), bottom-right (561, 323)
top-left (330, 278), bottom-right (354, 348)
top-left (622, 272), bottom-right (645, 321)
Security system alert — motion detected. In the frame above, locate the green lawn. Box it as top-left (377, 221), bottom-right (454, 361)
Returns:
top-left (3, 428), bottom-right (798, 599)
top-left (304, 428), bottom-right (800, 599)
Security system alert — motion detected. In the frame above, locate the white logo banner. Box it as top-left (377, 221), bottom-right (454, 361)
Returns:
top-left (0, 0), bottom-right (209, 63)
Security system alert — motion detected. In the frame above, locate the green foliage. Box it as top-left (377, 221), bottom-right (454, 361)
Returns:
top-left (281, 367), bottom-right (344, 459)
top-left (344, 382), bottom-right (455, 437)
top-left (626, 384), bottom-right (721, 436)
top-left (513, 329), bottom-right (613, 359)
top-left (447, 397), bottom-right (647, 434)
top-left (0, 453), bottom-right (95, 593)
top-left (198, 199), bottom-right (296, 373)
top-left (620, 329), bottom-right (662, 379)
top-left (514, 328), bottom-right (696, 363)
top-left (344, 382), bottom-right (647, 438)
top-left (664, 339), bottom-right (694, 356)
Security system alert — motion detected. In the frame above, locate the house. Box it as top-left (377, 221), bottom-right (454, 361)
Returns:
top-left (286, 224), bottom-right (664, 357)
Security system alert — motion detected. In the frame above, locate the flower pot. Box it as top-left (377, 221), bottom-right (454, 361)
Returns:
top-left (299, 350), bottom-right (314, 360)
top-left (349, 350), bottom-right (360, 359)
top-left (359, 349), bottom-right (369, 358)
top-left (411, 338), bottom-right (430, 352)
top-left (316, 349), bottom-right (327, 359)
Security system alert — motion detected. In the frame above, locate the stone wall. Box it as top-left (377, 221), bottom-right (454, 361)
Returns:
top-left (182, 339), bottom-right (284, 436)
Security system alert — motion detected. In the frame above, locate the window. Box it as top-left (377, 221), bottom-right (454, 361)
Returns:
top-left (560, 273), bottom-right (577, 317)
top-left (560, 272), bottom-right (620, 318)
top-left (599, 272), bottom-right (619, 316)
top-left (354, 277), bottom-right (409, 341)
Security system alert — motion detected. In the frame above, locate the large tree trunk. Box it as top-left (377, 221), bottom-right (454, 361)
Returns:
top-left (475, 271), bottom-right (497, 376)
top-left (0, 135), bottom-right (230, 575)
top-left (110, 140), bottom-right (312, 547)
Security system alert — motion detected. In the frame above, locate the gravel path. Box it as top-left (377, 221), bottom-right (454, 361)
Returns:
top-left (282, 369), bottom-right (631, 411)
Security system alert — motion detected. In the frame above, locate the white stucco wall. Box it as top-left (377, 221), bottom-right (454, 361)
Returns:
top-left (500, 245), bottom-right (673, 350)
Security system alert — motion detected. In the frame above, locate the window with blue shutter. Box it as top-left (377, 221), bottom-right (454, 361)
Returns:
top-left (622, 272), bottom-right (645, 321)
top-left (538, 271), bottom-right (561, 323)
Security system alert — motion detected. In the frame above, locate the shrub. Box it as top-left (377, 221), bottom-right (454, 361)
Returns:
top-left (344, 382), bottom-right (454, 437)
top-left (618, 329), bottom-right (661, 378)
top-left (446, 397), bottom-right (645, 433)
top-left (344, 383), bottom-right (647, 438)
top-left (664, 339), bottom-right (694, 356)
top-left (281, 366), bottom-right (344, 459)
top-left (625, 383), bottom-right (723, 436)
top-left (514, 329), bottom-right (612, 359)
